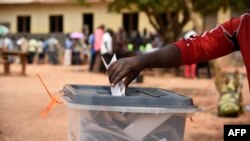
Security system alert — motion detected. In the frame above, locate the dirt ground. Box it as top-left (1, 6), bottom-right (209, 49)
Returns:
top-left (0, 64), bottom-right (249, 141)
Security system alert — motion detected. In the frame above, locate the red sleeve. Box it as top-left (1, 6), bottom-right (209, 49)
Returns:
top-left (174, 17), bottom-right (240, 65)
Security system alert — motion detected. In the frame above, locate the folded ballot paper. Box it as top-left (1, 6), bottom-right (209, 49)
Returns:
top-left (101, 54), bottom-right (125, 96)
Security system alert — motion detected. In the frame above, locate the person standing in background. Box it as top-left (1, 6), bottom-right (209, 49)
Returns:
top-left (64, 34), bottom-right (72, 66)
top-left (37, 38), bottom-right (45, 64)
top-left (71, 38), bottom-right (83, 65)
top-left (47, 35), bottom-right (60, 65)
top-left (88, 32), bottom-right (95, 72)
top-left (113, 26), bottom-right (128, 59)
top-left (93, 24), bottom-right (105, 72)
top-left (101, 28), bottom-right (114, 62)
top-left (100, 28), bottom-right (114, 72)
top-left (16, 35), bottom-right (29, 64)
top-left (0, 35), bottom-right (14, 63)
top-left (16, 35), bottom-right (28, 53)
top-left (27, 38), bottom-right (38, 64)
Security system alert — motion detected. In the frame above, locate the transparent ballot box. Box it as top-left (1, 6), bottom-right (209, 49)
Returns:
top-left (62, 85), bottom-right (197, 141)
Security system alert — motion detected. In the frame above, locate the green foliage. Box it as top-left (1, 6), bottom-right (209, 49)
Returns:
top-left (109, 0), bottom-right (246, 17)
top-left (108, 0), bottom-right (247, 43)
top-left (108, 0), bottom-right (190, 43)
top-left (108, 0), bottom-right (185, 13)
top-left (192, 0), bottom-right (246, 16)
top-left (75, 0), bottom-right (90, 7)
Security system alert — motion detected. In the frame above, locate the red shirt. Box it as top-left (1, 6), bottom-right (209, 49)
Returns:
top-left (175, 13), bottom-right (250, 89)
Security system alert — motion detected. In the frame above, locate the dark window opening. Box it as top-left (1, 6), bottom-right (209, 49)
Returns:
top-left (49, 15), bottom-right (63, 33)
top-left (17, 16), bottom-right (30, 33)
top-left (83, 13), bottom-right (94, 35)
top-left (122, 13), bottom-right (138, 36)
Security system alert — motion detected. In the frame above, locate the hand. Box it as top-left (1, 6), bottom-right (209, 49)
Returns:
top-left (107, 44), bottom-right (181, 88)
top-left (107, 55), bottom-right (145, 88)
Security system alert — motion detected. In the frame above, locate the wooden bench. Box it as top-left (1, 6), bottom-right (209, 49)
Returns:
top-left (0, 50), bottom-right (27, 75)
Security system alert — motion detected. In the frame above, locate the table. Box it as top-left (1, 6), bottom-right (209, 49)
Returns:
top-left (0, 50), bottom-right (27, 75)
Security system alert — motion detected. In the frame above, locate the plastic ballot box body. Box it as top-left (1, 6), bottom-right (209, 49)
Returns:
top-left (62, 85), bottom-right (197, 141)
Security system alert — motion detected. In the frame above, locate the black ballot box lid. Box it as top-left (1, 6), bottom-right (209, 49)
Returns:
top-left (62, 85), bottom-right (196, 109)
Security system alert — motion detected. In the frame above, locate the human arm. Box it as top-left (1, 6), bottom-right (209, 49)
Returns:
top-left (107, 44), bottom-right (181, 87)
top-left (107, 17), bottom-right (240, 87)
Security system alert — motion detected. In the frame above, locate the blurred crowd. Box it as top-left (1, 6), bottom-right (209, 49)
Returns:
top-left (0, 25), bottom-right (164, 73)
top-left (0, 25), bottom-right (212, 78)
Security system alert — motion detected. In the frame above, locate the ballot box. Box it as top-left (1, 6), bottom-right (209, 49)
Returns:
top-left (62, 85), bottom-right (197, 141)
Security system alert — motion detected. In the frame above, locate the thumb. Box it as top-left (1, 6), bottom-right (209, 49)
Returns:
top-left (124, 74), bottom-right (137, 89)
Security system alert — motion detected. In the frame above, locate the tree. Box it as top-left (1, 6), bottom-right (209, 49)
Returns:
top-left (108, 0), bottom-right (246, 43)
top-left (76, 0), bottom-right (246, 43)
top-left (190, 0), bottom-right (246, 33)
top-left (192, 0), bottom-right (246, 16)
top-left (108, 0), bottom-right (190, 43)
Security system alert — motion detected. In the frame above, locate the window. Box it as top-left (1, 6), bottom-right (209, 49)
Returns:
top-left (122, 13), bottom-right (138, 36)
top-left (83, 13), bottom-right (94, 34)
top-left (17, 16), bottom-right (30, 33)
top-left (49, 15), bottom-right (63, 33)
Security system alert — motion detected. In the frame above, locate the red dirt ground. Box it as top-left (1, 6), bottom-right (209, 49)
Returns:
top-left (0, 64), bottom-right (249, 141)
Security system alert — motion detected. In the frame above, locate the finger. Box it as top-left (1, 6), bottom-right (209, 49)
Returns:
top-left (124, 74), bottom-right (137, 88)
top-left (111, 68), bottom-right (130, 85)
top-left (107, 63), bottom-right (120, 82)
top-left (107, 61), bottom-right (117, 74)
top-left (109, 64), bottom-right (122, 85)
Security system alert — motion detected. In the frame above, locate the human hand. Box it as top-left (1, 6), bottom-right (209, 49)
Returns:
top-left (107, 55), bottom-right (145, 88)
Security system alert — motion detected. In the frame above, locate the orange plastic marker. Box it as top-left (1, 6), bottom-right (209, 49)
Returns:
top-left (37, 73), bottom-right (63, 104)
top-left (40, 99), bottom-right (56, 118)
top-left (37, 73), bottom-right (63, 118)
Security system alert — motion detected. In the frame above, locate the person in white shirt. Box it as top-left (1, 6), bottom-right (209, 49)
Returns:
top-left (16, 35), bottom-right (28, 53)
top-left (101, 28), bottom-right (114, 62)
top-left (0, 35), bottom-right (14, 63)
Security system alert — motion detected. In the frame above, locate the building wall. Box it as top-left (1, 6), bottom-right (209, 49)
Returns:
top-left (138, 12), bottom-right (155, 33)
top-left (0, 3), bottom-right (155, 34)
top-left (0, 2), bottom-right (239, 36)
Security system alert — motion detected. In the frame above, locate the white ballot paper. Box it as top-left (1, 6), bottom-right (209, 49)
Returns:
top-left (101, 54), bottom-right (125, 96)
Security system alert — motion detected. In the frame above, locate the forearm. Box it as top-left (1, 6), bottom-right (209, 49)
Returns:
top-left (139, 44), bottom-right (181, 69)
